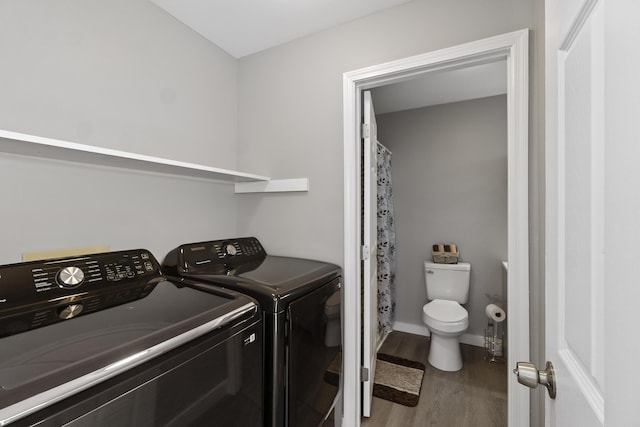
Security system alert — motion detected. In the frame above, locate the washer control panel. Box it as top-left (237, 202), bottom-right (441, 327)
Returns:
top-left (27, 251), bottom-right (158, 294)
top-left (0, 249), bottom-right (164, 337)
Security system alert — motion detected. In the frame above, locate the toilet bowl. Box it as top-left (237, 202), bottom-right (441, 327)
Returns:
top-left (423, 261), bottom-right (471, 372)
top-left (422, 299), bottom-right (468, 371)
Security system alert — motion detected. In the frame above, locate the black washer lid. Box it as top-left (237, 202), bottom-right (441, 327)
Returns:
top-left (182, 255), bottom-right (340, 312)
top-left (234, 255), bottom-right (340, 292)
top-left (0, 281), bottom-right (257, 424)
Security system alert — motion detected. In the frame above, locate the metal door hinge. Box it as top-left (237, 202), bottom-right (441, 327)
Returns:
top-left (362, 123), bottom-right (370, 139)
top-left (361, 366), bottom-right (369, 382)
top-left (361, 245), bottom-right (370, 261)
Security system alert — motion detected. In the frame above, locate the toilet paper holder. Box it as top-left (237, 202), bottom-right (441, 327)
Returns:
top-left (484, 304), bottom-right (506, 363)
top-left (484, 324), bottom-right (504, 362)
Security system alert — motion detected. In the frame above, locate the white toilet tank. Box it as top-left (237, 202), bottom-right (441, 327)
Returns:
top-left (424, 262), bottom-right (471, 303)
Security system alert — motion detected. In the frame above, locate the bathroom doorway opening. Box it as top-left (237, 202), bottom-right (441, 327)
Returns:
top-left (342, 29), bottom-right (529, 427)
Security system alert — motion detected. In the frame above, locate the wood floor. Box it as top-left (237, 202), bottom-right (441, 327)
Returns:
top-left (327, 331), bottom-right (507, 427)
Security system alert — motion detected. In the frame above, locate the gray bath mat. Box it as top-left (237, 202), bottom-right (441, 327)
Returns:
top-left (324, 353), bottom-right (425, 407)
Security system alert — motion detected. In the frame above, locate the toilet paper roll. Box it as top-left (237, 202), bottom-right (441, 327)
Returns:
top-left (486, 304), bottom-right (506, 323)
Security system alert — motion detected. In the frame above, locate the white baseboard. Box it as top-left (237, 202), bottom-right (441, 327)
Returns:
top-left (460, 333), bottom-right (485, 348)
top-left (393, 321), bottom-right (430, 337)
top-left (392, 321), bottom-right (485, 348)
top-left (376, 331), bottom-right (390, 352)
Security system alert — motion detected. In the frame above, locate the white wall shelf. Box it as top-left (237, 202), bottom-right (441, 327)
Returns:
top-left (0, 130), bottom-right (307, 192)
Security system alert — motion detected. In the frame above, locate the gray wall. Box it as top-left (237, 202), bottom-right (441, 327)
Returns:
top-left (0, 0), bottom-right (545, 422)
top-left (0, 155), bottom-right (238, 264)
top-left (376, 95), bottom-right (508, 338)
top-left (0, 0), bottom-right (238, 168)
top-left (236, 1), bottom-right (544, 422)
top-left (236, 0), bottom-right (536, 267)
top-left (0, 0), bottom-right (241, 263)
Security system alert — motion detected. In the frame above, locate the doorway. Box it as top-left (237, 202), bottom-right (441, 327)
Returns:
top-left (342, 29), bottom-right (529, 427)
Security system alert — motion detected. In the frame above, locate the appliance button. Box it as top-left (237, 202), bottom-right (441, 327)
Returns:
top-left (59, 303), bottom-right (84, 319)
top-left (57, 266), bottom-right (85, 288)
top-left (224, 244), bottom-right (237, 257)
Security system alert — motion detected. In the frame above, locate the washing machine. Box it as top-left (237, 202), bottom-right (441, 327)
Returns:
top-left (163, 237), bottom-right (341, 427)
top-left (0, 249), bottom-right (263, 426)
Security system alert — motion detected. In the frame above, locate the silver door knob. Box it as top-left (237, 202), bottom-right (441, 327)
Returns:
top-left (513, 361), bottom-right (556, 399)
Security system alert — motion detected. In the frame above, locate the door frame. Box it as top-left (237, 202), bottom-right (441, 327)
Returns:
top-left (342, 29), bottom-right (530, 426)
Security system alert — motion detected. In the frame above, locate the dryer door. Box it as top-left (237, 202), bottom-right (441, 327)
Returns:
top-left (286, 278), bottom-right (341, 427)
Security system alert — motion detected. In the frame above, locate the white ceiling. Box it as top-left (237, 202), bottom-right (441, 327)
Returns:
top-left (371, 60), bottom-right (507, 114)
top-left (148, 1), bottom-right (506, 112)
top-left (149, 0), bottom-right (414, 58)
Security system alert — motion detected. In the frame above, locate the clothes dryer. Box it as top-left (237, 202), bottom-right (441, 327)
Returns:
top-left (163, 237), bottom-right (341, 427)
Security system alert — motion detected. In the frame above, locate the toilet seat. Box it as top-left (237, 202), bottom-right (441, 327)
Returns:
top-left (422, 299), bottom-right (468, 333)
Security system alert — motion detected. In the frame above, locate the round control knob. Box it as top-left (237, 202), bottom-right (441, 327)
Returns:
top-left (224, 244), bottom-right (238, 257)
top-left (59, 303), bottom-right (84, 320)
top-left (57, 266), bottom-right (85, 288)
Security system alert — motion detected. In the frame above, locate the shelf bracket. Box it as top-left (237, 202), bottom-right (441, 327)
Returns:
top-left (234, 178), bottom-right (309, 194)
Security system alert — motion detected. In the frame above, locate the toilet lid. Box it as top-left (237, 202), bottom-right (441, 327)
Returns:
top-left (423, 299), bottom-right (467, 323)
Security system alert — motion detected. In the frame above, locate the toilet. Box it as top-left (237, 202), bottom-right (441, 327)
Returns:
top-left (422, 261), bottom-right (471, 371)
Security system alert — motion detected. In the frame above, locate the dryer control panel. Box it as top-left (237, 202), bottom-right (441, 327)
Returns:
top-left (0, 250), bottom-right (164, 337)
top-left (164, 237), bottom-right (267, 276)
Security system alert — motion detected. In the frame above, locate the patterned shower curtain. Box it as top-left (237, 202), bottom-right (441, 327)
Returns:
top-left (376, 143), bottom-right (396, 335)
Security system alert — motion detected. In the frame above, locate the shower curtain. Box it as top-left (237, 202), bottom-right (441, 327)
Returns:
top-left (376, 143), bottom-right (396, 335)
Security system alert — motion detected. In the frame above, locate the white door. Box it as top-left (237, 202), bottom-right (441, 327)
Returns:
top-left (361, 90), bottom-right (378, 418)
top-left (545, 0), bottom-right (640, 425)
